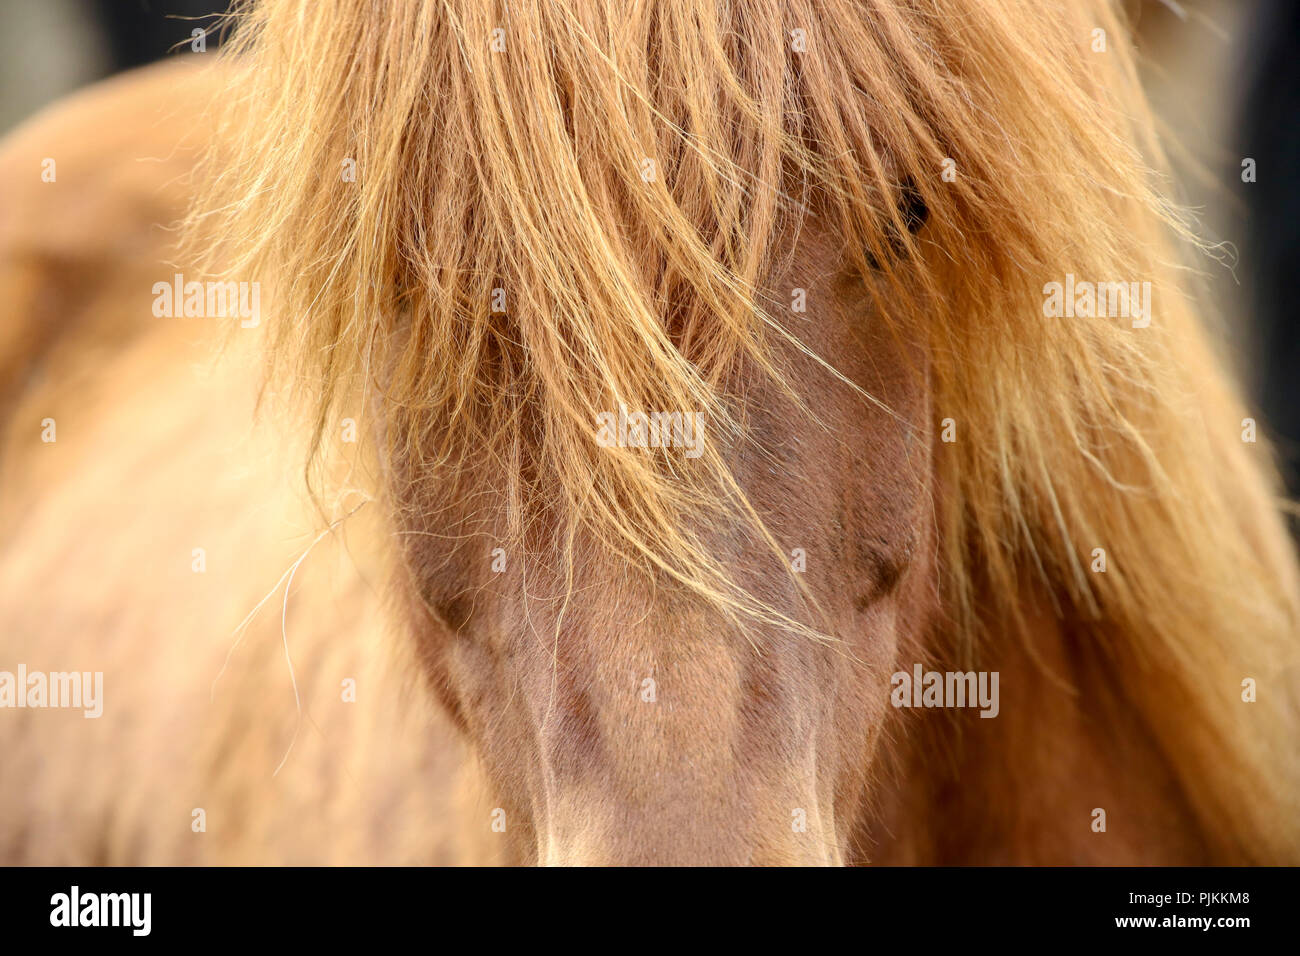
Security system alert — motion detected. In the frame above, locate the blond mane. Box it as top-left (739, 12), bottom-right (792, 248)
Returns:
top-left (192, 0), bottom-right (1300, 861)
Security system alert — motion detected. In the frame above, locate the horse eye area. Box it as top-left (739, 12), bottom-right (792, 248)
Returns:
top-left (899, 180), bottom-right (929, 235)
top-left (861, 179), bottom-right (929, 271)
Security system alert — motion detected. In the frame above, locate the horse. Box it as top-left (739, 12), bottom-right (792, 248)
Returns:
top-left (1, 0), bottom-right (1297, 866)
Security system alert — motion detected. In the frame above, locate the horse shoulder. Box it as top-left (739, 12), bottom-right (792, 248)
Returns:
top-left (0, 60), bottom-right (469, 864)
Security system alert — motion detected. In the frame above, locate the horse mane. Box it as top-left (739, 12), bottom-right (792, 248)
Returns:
top-left (191, 0), bottom-right (1300, 861)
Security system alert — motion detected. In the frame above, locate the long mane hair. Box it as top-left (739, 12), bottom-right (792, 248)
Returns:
top-left (192, 0), bottom-right (1300, 861)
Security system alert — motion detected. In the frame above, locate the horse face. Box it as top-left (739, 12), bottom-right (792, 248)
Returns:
top-left (396, 222), bottom-right (936, 865)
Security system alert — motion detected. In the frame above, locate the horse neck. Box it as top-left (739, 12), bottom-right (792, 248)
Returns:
top-left (857, 592), bottom-right (1215, 865)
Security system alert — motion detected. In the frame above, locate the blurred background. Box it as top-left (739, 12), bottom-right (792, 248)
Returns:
top-left (0, 0), bottom-right (1296, 514)
top-left (0, 0), bottom-right (226, 133)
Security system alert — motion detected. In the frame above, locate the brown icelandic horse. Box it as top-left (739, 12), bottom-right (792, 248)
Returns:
top-left (0, 0), bottom-right (1297, 865)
